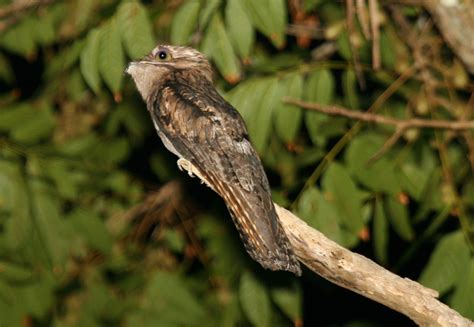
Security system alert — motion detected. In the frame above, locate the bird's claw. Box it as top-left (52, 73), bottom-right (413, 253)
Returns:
top-left (177, 158), bottom-right (195, 177)
top-left (176, 158), bottom-right (215, 192)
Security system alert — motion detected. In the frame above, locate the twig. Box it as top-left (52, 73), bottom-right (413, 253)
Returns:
top-left (311, 42), bottom-right (338, 61)
top-left (369, 126), bottom-right (404, 161)
top-left (369, 0), bottom-right (381, 70)
top-left (284, 98), bottom-right (474, 130)
top-left (286, 24), bottom-right (325, 39)
top-left (346, 0), bottom-right (366, 89)
top-left (176, 158), bottom-right (473, 326)
top-left (290, 65), bottom-right (416, 209)
top-left (285, 98), bottom-right (474, 162)
top-left (0, 0), bottom-right (55, 33)
top-left (356, 0), bottom-right (371, 39)
top-left (0, 0), bottom-right (54, 18)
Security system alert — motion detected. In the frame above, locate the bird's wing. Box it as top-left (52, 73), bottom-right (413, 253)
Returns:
top-left (148, 82), bottom-right (300, 275)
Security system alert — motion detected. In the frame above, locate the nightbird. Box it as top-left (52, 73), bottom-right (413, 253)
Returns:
top-left (126, 45), bottom-right (301, 276)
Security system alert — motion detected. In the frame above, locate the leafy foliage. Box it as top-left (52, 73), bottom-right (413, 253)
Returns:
top-left (0, 0), bottom-right (473, 325)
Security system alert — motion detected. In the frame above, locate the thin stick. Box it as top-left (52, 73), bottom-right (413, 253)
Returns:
top-left (369, 0), bottom-right (381, 70)
top-left (0, 0), bottom-right (56, 33)
top-left (356, 0), bottom-right (371, 39)
top-left (346, 0), bottom-right (366, 88)
top-left (284, 98), bottom-right (474, 130)
top-left (176, 159), bottom-right (473, 326)
top-left (0, 0), bottom-right (54, 18)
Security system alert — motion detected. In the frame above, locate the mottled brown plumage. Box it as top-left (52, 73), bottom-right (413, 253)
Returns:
top-left (126, 45), bottom-right (301, 275)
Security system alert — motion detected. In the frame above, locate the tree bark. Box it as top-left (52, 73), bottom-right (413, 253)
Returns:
top-left (424, 0), bottom-right (474, 73)
top-left (178, 159), bottom-right (474, 326)
top-left (275, 205), bottom-right (473, 327)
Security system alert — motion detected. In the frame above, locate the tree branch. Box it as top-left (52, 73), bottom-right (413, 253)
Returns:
top-left (284, 98), bottom-right (474, 130)
top-left (175, 158), bottom-right (473, 326)
top-left (0, 0), bottom-right (55, 33)
top-left (275, 205), bottom-right (473, 326)
top-left (423, 0), bottom-right (474, 73)
top-left (0, 0), bottom-right (54, 19)
top-left (178, 159), bottom-right (473, 326)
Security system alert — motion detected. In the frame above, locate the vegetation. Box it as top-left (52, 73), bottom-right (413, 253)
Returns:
top-left (0, 0), bottom-right (473, 325)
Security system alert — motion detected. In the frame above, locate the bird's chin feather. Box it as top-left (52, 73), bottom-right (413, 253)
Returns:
top-left (126, 61), bottom-right (166, 101)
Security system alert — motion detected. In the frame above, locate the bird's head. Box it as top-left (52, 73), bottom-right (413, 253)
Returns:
top-left (126, 45), bottom-right (213, 100)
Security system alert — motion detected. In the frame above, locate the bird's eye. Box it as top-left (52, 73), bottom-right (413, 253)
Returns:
top-left (157, 51), bottom-right (168, 60)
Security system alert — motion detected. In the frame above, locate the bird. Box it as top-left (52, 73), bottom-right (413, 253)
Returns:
top-left (126, 45), bottom-right (301, 276)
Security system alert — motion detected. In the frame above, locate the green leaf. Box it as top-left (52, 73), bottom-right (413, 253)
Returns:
top-left (304, 0), bottom-right (323, 11)
top-left (199, 0), bottom-right (221, 27)
top-left (380, 31), bottom-right (395, 69)
top-left (70, 0), bottom-right (95, 34)
top-left (0, 261), bottom-right (32, 282)
top-left (297, 187), bottom-right (345, 245)
top-left (67, 68), bottom-right (88, 101)
top-left (0, 104), bottom-right (33, 131)
top-left (150, 152), bottom-right (178, 182)
top-left (56, 134), bottom-right (99, 156)
top-left (89, 138), bottom-right (130, 164)
top-left (0, 275), bottom-right (55, 322)
top-left (0, 18), bottom-right (36, 57)
top-left (304, 69), bottom-right (335, 145)
top-left (241, 0), bottom-right (287, 48)
top-left (220, 294), bottom-right (244, 327)
top-left (322, 162), bottom-right (365, 235)
top-left (343, 69), bottom-right (360, 109)
top-left (463, 179), bottom-right (474, 206)
top-left (450, 258), bottom-right (474, 320)
top-left (202, 13), bottom-right (240, 83)
top-left (0, 53), bottom-right (14, 82)
top-left (419, 231), bottom-right (470, 295)
top-left (270, 282), bottom-right (302, 321)
top-left (18, 277), bottom-right (55, 319)
top-left (384, 195), bottom-right (414, 241)
top-left (373, 196), bottom-right (388, 264)
top-left (225, 78), bottom-right (261, 122)
top-left (0, 160), bottom-right (31, 250)
top-left (295, 147), bottom-right (324, 168)
top-left (80, 28), bottom-right (101, 93)
top-left (225, 0), bottom-right (254, 58)
top-left (30, 179), bottom-right (73, 268)
top-left (227, 78), bottom-right (277, 152)
top-left (10, 102), bottom-right (55, 144)
top-left (345, 133), bottom-right (402, 195)
top-left (252, 53), bottom-right (302, 73)
top-left (336, 31), bottom-right (351, 60)
top-left (117, 1), bottom-right (155, 59)
top-left (143, 271), bottom-right (207, 325)
top-left (170, 0), bottom-right (201, 45)
top-left (239, 271), bottom-right (271, 327)
top-left (105, 103), bottom-right (150, 142)
top-left (69, 209), bottom-right (113, 254)
top-left (99, 18), bottom-right (125, 93)
top-left (197, 214), bottom-right (245, 278)
top-left (40, 159), bottom-right (81, 200)
top-left (250, 78), bottom-right (281, 154)
top-left (162, 228), bottom-right (185, 253)
top-left (274, 73), bottom-right (303, 142)
top-left (33, 10), bottom-right (56, 45)
top-left (45, 40), bottom-right (84, 78)
top-left (398, 163), bottom-right (432, 201)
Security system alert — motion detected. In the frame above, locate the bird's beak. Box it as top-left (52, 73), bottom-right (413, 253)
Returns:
top-left (126, 55), bottom-right (159, 75)
top-left (125, 62), bottom-right (138, 75)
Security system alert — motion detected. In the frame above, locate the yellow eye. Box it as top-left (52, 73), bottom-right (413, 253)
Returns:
top-left (156, 50), bottom-right (170, 60)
